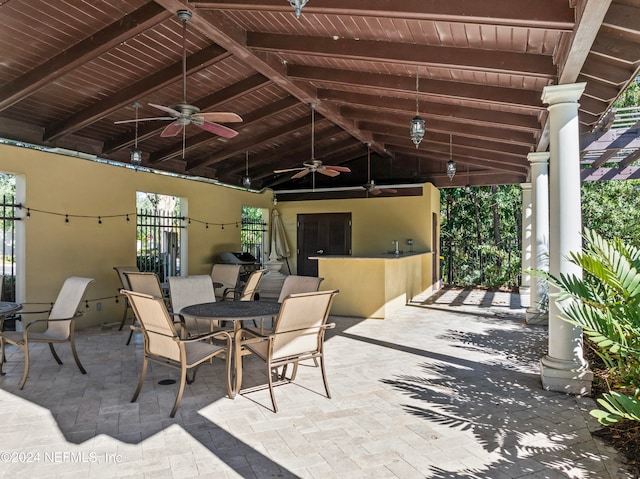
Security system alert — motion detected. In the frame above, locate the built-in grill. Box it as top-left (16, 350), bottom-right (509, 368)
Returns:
top-left (217, 252), bottom-right (261, 281)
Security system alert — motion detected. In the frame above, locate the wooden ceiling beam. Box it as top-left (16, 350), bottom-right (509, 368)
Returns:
top-left (318, 89), bottom-right (540, 131)
top-left (379, 137), bottom-right (528, 173)
top-left (186, 116), bottom-right (312, 170)
top-left (0, 3), bottom-right (171, 112)
top-left (350, 109), bottom-right (536, 146)
top-left (193, 0), bottom-right (574, 29)
top-left (367, 124), bottom-right (531, 156)
top-left (288, 65), bottom-right (545, 110)
top-left (249, 33), bottom-right (556, 78)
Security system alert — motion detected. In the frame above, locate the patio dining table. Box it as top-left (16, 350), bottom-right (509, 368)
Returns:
top-left (180, 300), bottom-right (281, 398)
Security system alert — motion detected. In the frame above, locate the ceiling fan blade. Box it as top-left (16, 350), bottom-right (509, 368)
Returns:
top-left (149, 103), bottom-right (181, 117)
top-left (318, 168), bottom-right (340, 177)
top-left (197, 112), bottom-right (243, 123)
top-left (383, 188), bottom-right (398, 194)
top-left (324, 165), bottom-right (351, 173)
top-left (370, 188), bottom-right (382, 195)
top-left (274, 167), bottom-right (304, 174)
top-left (197, 121), bottom-right (238, 138)
top-left (160, 122), bottom-right (184, 138)
top-left (115, 116), bottom-right (173, 124)
top-left (291, 169), bottom-right (310, 179)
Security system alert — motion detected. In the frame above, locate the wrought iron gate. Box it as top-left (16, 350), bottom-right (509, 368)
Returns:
top-left (136, 208), bottom-right (182, 283)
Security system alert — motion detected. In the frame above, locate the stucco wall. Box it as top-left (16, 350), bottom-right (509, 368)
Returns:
top-left (274, 186), bottom-right (440, 275)
top-left (0, 144), bottom-right (271, 328)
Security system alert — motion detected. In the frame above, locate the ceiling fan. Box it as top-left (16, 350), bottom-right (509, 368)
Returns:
top-left (363, 144), bottom-right (397, 196)
top-left (273, 103), bottom-right (350, 188)
top-left (115, 10), bottom-right (242, 140)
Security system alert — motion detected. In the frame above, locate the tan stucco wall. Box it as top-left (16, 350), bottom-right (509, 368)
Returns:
top-left (0, 143), bottom-right (441, 326)
top-left (0, 144), bottom-right (271, 328)
top-left (275, 185), bottom-right (440, 273)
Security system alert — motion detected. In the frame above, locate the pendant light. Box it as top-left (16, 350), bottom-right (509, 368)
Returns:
top-left (447, 134), bottom-right (456, 181)
top-left (288, 0), bottom-right (309, 18)
top-left (242, 151), bottom-right (251, 189)
top-left (130, 101), bottom-right (142, 166)
top-left (409, 69), bottom-right (425, 148)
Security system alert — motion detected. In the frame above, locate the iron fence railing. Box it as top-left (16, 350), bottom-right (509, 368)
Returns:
top-left (0, 195), bottom-right (17, 301)
top-left (136, 208), bottom-right (182, 283)
top-left (241, 216), bottom-right (266, 264)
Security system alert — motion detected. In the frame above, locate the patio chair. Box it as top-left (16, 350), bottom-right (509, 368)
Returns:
top-left (210, 264), bottom-right (241, 301)
top-left (122, 289), bottom-right (232, 418)
top-left (123, 271), bottom-right (168, 344)
top-left (114, 266), bottom-right (139, 332)
top-left (236, 289), bottom-right (339, 412)
top-left (277, 275), bottom-right (324, 303)
top-left (223, 269), bottom-right (267, 301)
top-left (0, 276), bottom-right (94, 389)
top-left (168, 275), bottom-right (220, 336)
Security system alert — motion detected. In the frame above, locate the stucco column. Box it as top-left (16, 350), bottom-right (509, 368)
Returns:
top-left (526, 153), bottom-right (549, 324)
top-left (540, 83), bottom-right (592, 395)
top-left (519, 183), bottom-right (532, 303)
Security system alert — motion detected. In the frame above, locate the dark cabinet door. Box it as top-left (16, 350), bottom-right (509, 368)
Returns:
top-left (297, 213), bottom-right (352, 276)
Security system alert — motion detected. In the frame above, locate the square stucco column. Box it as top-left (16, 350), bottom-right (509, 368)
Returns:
top-left (540, 83), bottom-right (592, 395)
top-left (526, 153), bottom-right (549, 325)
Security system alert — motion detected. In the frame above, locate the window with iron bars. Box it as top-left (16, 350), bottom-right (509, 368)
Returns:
top-left (136, 193), bottom-right (181, 283)
top-left (241, 206), bottom-right (265, 264)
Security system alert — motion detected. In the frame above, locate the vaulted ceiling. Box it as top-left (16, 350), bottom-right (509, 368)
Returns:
top-left (1, 1), bottom-right (639, 198)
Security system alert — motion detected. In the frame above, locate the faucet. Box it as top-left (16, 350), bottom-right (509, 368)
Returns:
top-left (392, 240), bottom-right (399, 255)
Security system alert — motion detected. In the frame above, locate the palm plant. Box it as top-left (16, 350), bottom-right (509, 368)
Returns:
top-left (539, 229), bottom-right (640, 425)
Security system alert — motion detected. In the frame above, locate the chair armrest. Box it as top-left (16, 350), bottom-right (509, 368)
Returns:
top-left (23, 312), bottom-right (83, 331)
top-left (178, 329), bottom-right (231, 344)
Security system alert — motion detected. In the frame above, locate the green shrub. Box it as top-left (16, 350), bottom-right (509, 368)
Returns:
top-left (536, 229), bottom-right (640, 425)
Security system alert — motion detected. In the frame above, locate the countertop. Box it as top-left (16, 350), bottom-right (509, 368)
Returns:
top-left (309, 251), bottom-right (431, 260)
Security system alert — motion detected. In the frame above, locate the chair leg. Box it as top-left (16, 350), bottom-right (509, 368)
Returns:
top-left (170, 365), bottom-right (188, 418)
top-left (131, 356), bottom-right (148, 402)
top-left (69, 334), bottom-right (87, 374)
top-left (49, 343), bottom-right (63, 365)
top-left (118, 301), bottom-right (129, 331)
top-left (18, 344), bottom-right (29, 390)
top-left (126, 327), bottom-right (135, 345)
top-left (267, 361), bottom-right (278, 413)
top-left (0, 338), bottom-right (5, 374)
top-left (319, 354), bottom-right (331, 399)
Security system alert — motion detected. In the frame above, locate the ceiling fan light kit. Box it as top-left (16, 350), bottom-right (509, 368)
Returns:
top-left (289, 0), bottom-right (309, 18)
top-left (115, 10), bottom-right (242, 158)
top-left (273, 103), bottom-right (350, 190)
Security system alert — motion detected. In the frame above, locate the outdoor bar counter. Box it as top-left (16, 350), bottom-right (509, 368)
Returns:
top-left (311, 251), bottom-right (434, 319)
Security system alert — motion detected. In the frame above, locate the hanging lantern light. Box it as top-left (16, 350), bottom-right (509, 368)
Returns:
top-left (130, 101), bottom-right (142, 166)
top-left (242, 151), bottom-right (251, 189)
top-left (447, 134), bottom-right (456, 181)
top-left (409, 69), bottom-right (425, 148)
top-left (288, 0), bottom-right (309, 18)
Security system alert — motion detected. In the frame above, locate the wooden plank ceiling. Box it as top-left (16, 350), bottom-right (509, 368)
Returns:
top-left (0, 0), bottom-right (639, 198)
